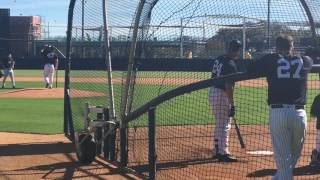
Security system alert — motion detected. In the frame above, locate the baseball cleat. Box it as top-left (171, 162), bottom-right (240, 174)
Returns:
top-left (216, 153), bottom-right (238, 162)
top-left (310, 149), bottom-right (320, 167)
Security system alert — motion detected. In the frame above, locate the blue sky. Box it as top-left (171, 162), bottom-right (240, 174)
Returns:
top-left (0, 0), bottom-right (69, 36)
top-left (0, 0), bottom-right (68, 23)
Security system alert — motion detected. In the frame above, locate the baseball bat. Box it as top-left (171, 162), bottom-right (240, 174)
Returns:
top-left (52, 46), bottom-right (65, 89)
top-left (55, 68), bottom-right (58, 88)
top-left (232, 117), bottom-right (245, 149)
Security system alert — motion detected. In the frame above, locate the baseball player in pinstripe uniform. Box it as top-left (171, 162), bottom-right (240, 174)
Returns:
top-left (41, 45), bottom-right (59, 89)
top-left (247, 35), bottom-right (313, 180)
top-left (209, 40), bottom-right (241, 162)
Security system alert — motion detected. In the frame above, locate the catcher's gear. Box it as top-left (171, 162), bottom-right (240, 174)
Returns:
top-left (229, 105), bottom-right (236, 117)
top-left (228, 40), bottom-right (242, 52)
top-left (311, 94), bottom-right (320, 117)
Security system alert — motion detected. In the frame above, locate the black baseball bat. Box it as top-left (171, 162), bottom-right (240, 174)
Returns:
top-left (232, 117), bottom-right (245, 149)
top-left (52, 46), bottom-right (65, 89)
top-left (55, 68), bottom-right (58, 88)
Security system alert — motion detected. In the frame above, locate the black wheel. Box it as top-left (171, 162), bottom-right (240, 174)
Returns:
top-left (76, 134), bottom-right (96, 164)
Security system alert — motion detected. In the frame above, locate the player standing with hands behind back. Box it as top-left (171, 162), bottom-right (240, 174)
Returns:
top-left (209, 40), bottom-right (242, 162)
top-left (41, 45), bottom-right (59, 89)
top-left (247, 35), bottom-right (313, 180)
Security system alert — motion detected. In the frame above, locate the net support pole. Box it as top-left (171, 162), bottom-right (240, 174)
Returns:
top-left (180, 18), bottom-right (184, 58)
top-left (103, 0), bottom-right (116, 120)
top-left (64, 0), bottom-right (76, 140)
top-left (148, 107), bottom-right (156, 180)
top-left (299, 0), bottom-right (317, 47)
top-left (267, 0), bottom-right (271, 50)
top-left (242, 17), bottom-right (246, 59)
top-left (120, 0), bottom-right (146, 167)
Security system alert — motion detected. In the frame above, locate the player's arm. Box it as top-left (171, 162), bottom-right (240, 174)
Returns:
top-left (12, 59), bottom-right (15, 69)
top-left (302, 55), bottom-right (313, 71)
top-left (54, 54), bottom-right (59, 69)
top-left (55, 58), bottom-right (59, 69)
top-left (225, 82), bottom-right (235, 106)
top-left (246, 55), bottom-right (269, 77)
top-left (224, 60), bottom-right (237, 116)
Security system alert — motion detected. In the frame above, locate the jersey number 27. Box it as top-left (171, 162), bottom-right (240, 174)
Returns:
top-left (277, 58), bottom-right (303, 79)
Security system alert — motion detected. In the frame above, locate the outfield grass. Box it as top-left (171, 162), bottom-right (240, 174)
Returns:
top-left (14, 69), bottom-right (320, 80)
top-left (0, 99), bottom-right (63, 134)
top-left (1, 69), bottom-right (319, 134)
top-left (14, 69), bottom-right (65, 77)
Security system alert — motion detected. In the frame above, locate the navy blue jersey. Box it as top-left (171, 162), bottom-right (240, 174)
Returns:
top-left (247, 53), bottom-right (313, 105)
top-left (44, 52), bottom-right (58, 65)
top-left (211, 55), bottom-right (238, 90)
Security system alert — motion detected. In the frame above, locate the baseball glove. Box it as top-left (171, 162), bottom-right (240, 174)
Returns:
top-left (311, 94), bottom-right (320, 117)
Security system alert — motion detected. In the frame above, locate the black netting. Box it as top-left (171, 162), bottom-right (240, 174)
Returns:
top-left (124, 0), bottom-right (320, 179)
top-left (65, 0), bottom-right (320, 179)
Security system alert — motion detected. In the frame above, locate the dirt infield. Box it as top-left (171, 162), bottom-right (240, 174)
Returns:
top-left (0, 88), bottom-right (105, 99)
top-left (0, 132), bottom-right (140, 180)
top-left (1, 124), bottom-right (319, 179)
top-left (127, 122), bottom-right (320, 179)
top-left (14, 77), bottom-right (320, 88)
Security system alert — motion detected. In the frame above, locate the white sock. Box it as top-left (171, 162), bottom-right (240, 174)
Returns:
top-left (316, 130), bottom-right (320, 152)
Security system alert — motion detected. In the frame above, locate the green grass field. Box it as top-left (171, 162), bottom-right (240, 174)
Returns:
top-left (1, 69), bottom-right (319, 134)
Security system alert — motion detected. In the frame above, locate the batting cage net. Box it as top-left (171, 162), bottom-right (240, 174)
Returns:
top-left (64, 0), bottom-right (320, 179)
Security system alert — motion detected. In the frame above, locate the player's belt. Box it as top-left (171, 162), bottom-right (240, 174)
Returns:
top-left (270, 104), bottom-right (304, 109)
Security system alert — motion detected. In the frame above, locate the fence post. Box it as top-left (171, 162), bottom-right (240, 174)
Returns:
top-left (103, 108), bottom-right (110, 160)
top-left (148, 106), bottom-right (156, 179)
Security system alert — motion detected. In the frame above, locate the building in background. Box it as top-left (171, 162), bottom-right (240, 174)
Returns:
top-left (9, 16), bottom-right (41, 57)
top-left (0, 9), bottom-right (10, 56)
top-left (0, 8), bottom-right (41, 57)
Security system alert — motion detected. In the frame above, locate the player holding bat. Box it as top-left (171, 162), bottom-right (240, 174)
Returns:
top-left (209, 40), bottom-right (242, 162)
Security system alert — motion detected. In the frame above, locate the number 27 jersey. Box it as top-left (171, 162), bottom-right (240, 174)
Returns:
top-left (248, 53), bottom-right (313, 105)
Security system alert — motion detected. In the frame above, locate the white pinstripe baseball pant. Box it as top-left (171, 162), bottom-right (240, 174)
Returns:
top-left (209, 87), bottom-right (232, 155)
top-left (270, 104), bottom-right (307, 180)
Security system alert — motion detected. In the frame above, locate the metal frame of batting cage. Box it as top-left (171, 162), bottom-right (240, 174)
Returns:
top-left (64, 0), bottom-right (118, 164)
top-left (64, 0), bottom-right (76, 141)
top-left (63, 0), bottom-right (320, 178)
top-left (124, 64), bottom-right (320, 179)
top-left (120, 1), bottom-right (320, 178)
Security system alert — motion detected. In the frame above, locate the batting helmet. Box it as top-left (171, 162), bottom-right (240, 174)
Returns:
top-left (228, 40), bottom-right (242, 52)
top-left (40, 44), bottom-right (54, 56)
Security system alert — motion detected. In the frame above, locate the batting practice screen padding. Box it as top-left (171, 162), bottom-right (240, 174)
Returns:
top-left (64, 0), bottom-right (320, 179)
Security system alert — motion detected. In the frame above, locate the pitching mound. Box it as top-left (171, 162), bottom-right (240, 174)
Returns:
top-left (0, 88), bottom-right (105, 99)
